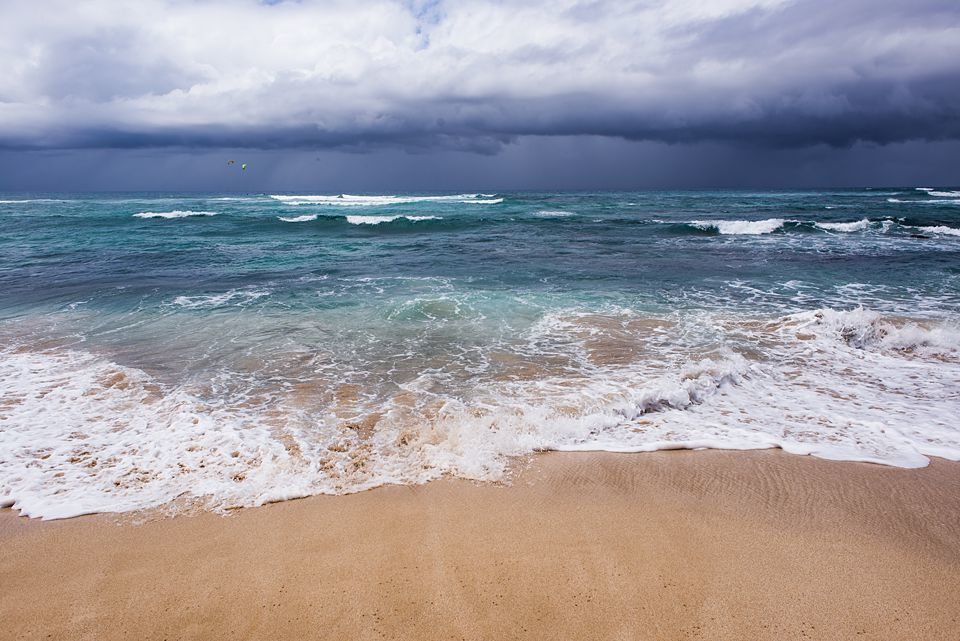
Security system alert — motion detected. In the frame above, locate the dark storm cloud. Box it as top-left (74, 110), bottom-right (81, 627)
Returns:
top-left (4, 137), bottom-right (960, 192)
top-left (0, 0), bottom-right (958, 152)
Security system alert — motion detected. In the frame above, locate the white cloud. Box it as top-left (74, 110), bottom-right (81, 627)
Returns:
top-left (0, 0), bottom-right (957, 149)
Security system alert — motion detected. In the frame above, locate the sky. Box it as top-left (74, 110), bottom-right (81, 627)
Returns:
top-left (1, 0), bottom-right (958, 191)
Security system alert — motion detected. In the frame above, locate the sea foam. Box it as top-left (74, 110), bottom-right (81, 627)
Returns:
top-left (171, 288), bottom-right (271, 309)
top-left (345, 215), bottom-right (441, 225)
top-left (3, 307), bottom-right (959, 520)
top-left (269, 194), bottom-right (491, 207)
top-left (815, 218), bottom-right (873, 232)
top-left (691, 218), bottom-right (786, 234)
top-left (134, 210), bottom-right (218, 219)
top-left (917, 225), bottom-right (960, 237)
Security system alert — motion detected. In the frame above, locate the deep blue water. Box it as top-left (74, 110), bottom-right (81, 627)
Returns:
top-left (2, 190), bottom-right (959, 318)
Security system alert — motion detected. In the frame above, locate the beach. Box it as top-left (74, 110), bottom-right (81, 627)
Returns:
top-left (3, 449), bottom-right (959, 640)
top-left (3, 0), bottom-right (959, 636)
top-left (1, 193), bottom-right (958, 637)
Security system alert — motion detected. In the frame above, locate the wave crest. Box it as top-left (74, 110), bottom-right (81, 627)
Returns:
top-left (690, 218), bottom-right (785, 235)
top-left (815, 218), bottom-right (872, 232)
top-left (134, 210), bottom-right (217, 219)
top-left (345, 215), bottom-right (442, 225)
top-left (269, 194), bottom-right (494, 207)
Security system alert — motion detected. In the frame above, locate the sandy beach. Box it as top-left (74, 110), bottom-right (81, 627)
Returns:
top-left (2, 449), bottom-right (959, 641)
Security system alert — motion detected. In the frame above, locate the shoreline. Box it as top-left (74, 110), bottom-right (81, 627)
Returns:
top-left (3, 449), bottom-right (959, 640)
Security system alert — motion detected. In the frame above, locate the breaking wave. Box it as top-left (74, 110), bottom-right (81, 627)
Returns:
top-left (2, 306), bottom-right (959, 519)
top-left (134, 211), bottom-right (218, 219)
top-left (815, 218), bottom-right (873, 232)
top-left (345, 215), bottom-right (442, 225)
top-left (269, 194), bottom-right (498, 207)
top-left (690, 218), bottom-right (786, 234)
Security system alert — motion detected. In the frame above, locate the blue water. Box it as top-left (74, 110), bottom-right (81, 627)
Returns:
top-left (2, 189), bottom-right (959, 518)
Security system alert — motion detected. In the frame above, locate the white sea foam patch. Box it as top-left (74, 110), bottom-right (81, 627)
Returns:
top-left (269, 194), bottom-right (490, 207)
top-left (381, 307), bottom-right (960, 473)
top-left (533, 210), bottom-right (574, 217)
top-left (0, 348), bottom-right (361, 519)
top-left (4, 307), bottom-right (960, 520)
top-left (546, 308), bottom-right (960, 466)
top-left (172, 289), bottom-right (271, 309)
top-left (134, 210), bottom-right (218, 219)
top-left (917, 226), bottom-right (960, 237)
top-left (815, 218), bottom-right (872, 232)
top-left (928, 190), bottom-right (960, 198)
top-left (277, 214), bottom-right (318, 223)
top-left (691, 218), bottom-right (786, 234)
top-left (889, 197), bottom-right (960, 204)
top-left (345, 215), bottom-right (441, 225)
top-left (464, 198), bottom-right (503, 204)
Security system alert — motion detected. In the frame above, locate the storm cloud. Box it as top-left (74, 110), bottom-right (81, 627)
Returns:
top-left (1, 0), bottom-right (959, 152)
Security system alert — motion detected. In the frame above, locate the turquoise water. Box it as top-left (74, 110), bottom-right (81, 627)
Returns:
top-left (2, 189), bottom-right (959, 518)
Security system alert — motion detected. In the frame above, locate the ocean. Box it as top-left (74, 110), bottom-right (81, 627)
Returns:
top-left (1, 188), bottom-right (959, 519)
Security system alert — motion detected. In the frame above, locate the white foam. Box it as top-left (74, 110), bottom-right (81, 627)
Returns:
top-left (892, 193), bottom-right (960, 204)
top-left (533, 210), bottom-right (574, 217)
top-left (269, 194), bottom-right (486, 207)
top-left (917, 225), bottom-right (960, 237)
top-left (134, 211), bottom-right (217, 219)
top-left (691, 218), bottom-right (786, 234)
top-left (816, 218), bottom-right (872, 232)
top-left (916, 187), bottom-right (934, 192)
top-left (797, 307), bottom-right (960, 354)
top-left (277, 214), bottom-right (318, 223)
top-left (172, 289), bottom-right (271, 309)
top-left (345, 215), bottom-right (441, 225)
top-left (4, 307), bottom-right (960, 520)
top-left (404, 307), bottom-right (960, 473)
top-left (0, 349), bottom-right (310, 519)
top-left (463, 198), bottom-right (503, 204)
top-left (556, 309), bottom-right (960, 464)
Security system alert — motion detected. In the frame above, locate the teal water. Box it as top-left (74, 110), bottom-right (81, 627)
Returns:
top-left (2, 189), bottom-right (959, 518)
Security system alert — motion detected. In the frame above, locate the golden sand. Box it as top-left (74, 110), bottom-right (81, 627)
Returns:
top-left (2, 449), bottom-right (959, 640)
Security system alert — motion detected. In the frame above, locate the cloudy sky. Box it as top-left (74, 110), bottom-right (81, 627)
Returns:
top-left (1, 0), bottom-right (958, 190)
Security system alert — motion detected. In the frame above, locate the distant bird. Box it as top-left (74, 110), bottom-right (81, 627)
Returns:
top-left (227, 159), bottom-right (236, 165)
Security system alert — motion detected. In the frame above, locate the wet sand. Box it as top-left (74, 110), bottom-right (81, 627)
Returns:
top-left (2, 449), bottom-right (959, 640)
